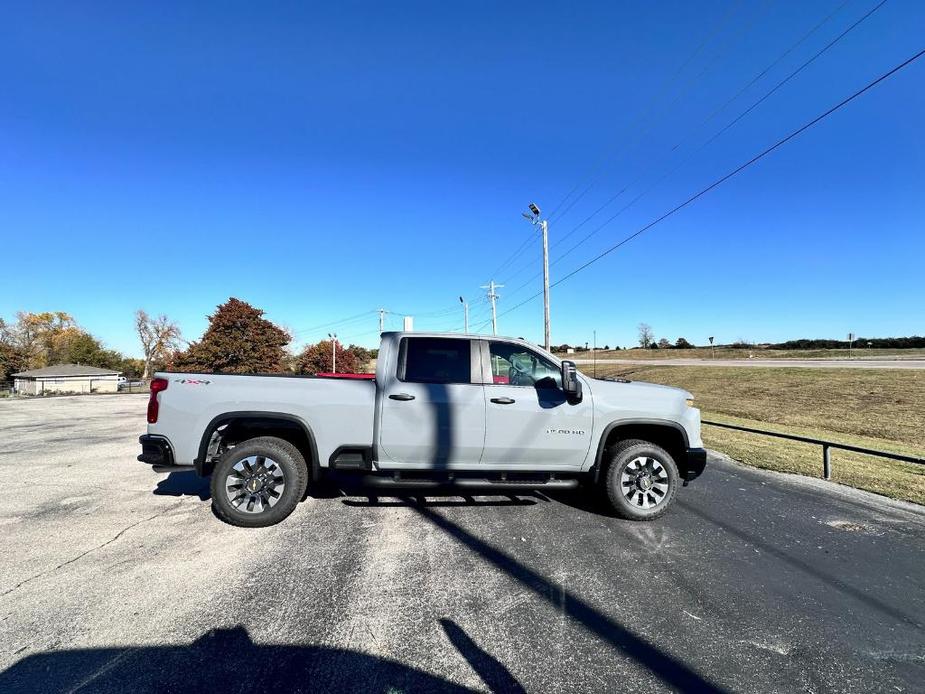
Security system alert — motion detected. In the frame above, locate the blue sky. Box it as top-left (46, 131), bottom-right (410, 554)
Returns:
top-left (1, 1), bottom-right (922, 356)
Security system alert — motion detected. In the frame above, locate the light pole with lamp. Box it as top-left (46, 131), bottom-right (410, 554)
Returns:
top-left (523, 202), bottom-right (551, 351)
top-left (459, 296), bottom-right (469, 333)
top-left (327, 333), bottom-right (337, 373)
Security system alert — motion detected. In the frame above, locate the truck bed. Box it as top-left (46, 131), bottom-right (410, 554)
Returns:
top-left (149, 372), bottom-right (377, 468)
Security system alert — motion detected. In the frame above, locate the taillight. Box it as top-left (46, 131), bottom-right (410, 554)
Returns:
top-left (147, 378), bottom-right (169, 423)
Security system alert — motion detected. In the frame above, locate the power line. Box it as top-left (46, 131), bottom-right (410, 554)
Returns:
top-left (548, 0), bottom-right (777, 226)
top-left (498, 0), bottom-right (889, 300)
top-left (694, 0), bottom-right (890, 159)
top-left (549, 0), bottom-right (881, 259)
top-left (486, 236), bottom-right (535, 283)
top-left (294, 300), bottom-right (472, 341)
top-left (484, 2), bottom-right (748, 284)
top-left (494, 47), bottom-right (925, 320)
top-left (546, 0), bottom-right (748, 222)
top-left (670, 0), bottom-right (853, 153)
top-left (292, 310), bottom-right (378, 337)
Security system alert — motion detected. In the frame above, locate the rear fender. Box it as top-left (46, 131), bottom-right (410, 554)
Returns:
top-left (195, 411), bottom-right (319, 479)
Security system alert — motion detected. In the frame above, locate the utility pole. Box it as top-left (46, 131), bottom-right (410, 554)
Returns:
top-left (593, 329), bottom-right (597, 378)
top-left (327, 333), bottom-right (337, 373)
top-left (481, 280), bottom-right (503, 335)
top-left (459, 296), bottom-right (469, 333)
top-left (378, 308), bottom-right (385, 333)
top-left (523, 202), bottom-right (551, 351)
top-left (541, 217), bottom-right (550, 351)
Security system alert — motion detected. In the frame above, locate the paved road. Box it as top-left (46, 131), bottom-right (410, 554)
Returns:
top-left (574, 357), bottom-right (925, 370)
top-left (1, 396), bottom-right (923, 693)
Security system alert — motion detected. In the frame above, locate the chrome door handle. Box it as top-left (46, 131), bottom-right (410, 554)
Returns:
top-left (490, 397), bottom-right (516, 405)
top-left (389, 393), bottom-right (415, 401)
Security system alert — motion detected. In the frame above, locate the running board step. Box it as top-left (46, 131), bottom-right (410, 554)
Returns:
top-left (359, 476), bottom-right (579, 490)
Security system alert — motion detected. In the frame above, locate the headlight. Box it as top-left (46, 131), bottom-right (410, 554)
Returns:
top-left (685, 398), bottom-right (695, 408)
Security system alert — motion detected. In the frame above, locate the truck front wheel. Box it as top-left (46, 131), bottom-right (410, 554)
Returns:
top-left (210, 436), bottom-right (308, 527)
top-left (602, 439), bottom-right (679, 521)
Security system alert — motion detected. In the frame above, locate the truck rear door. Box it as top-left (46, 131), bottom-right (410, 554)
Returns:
top-left (377, 336), bottom-right (485, 468)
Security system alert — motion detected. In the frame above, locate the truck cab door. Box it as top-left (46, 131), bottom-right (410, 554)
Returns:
top-left (479, 340), bottom-right (592, 469)
top-left (377, 337), bottom-right (485, 468)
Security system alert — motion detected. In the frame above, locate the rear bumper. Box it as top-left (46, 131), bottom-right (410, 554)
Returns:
top-left (138, 435), bottom-right (193, 473)
top-left (684, 447), bottom-right (707, 481)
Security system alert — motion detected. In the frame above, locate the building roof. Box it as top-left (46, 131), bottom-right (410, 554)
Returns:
top-left (13, 363), bottom-right (122, 378)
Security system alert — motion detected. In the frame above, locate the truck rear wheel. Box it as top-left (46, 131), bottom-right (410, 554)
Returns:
top-left (210, 436), bottom-right (308, 527)
top-left (602, 439), bottom-right (679, 521)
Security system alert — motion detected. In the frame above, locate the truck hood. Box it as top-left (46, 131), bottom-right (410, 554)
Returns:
top-left (587, 376), bottom-right (692, 407)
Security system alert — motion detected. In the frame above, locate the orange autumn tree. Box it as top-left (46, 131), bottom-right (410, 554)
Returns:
top-left (295, 341), bottom-right (369, 374)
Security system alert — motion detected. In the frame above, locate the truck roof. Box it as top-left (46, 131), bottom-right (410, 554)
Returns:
top-left (380, 332), bottom-right (560, 360)
top-left (382, 331), bottom-right (534, 343)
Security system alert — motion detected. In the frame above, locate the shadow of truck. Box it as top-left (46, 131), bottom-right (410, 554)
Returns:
top-left (0, 625), bottom-right (474, 694)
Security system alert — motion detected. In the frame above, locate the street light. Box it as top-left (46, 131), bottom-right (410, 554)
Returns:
top-left (523, 202), bottom-right (551, 351)
top-left (459, 296), bottom-right (469, 333)
top-left (327, 333), bottom-right (337, 373)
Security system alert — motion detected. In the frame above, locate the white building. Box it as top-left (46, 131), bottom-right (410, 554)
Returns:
top-left (12, 364), bottom-right (122, 395)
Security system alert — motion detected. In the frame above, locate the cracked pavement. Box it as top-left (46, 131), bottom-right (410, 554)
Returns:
top-left (0, 394), bottom-right (923, 692)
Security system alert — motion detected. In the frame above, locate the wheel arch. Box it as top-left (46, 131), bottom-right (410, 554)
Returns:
top-left (592, 419), bottom-right (689, 482)
top-left (195, 411), bottom-right (319, 479)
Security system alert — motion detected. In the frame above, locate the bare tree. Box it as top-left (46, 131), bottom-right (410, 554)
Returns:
top-left (136, 310), bottom-right (182, 379)
top-left (637, 323), bottom-right (654, 349)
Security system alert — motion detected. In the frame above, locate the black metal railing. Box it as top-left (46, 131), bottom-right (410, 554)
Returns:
top-left (702, 420), bottom-right (925, 480)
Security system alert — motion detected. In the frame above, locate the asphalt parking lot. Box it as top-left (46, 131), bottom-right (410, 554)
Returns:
top-left (1, 395), bottom-right (923, 693)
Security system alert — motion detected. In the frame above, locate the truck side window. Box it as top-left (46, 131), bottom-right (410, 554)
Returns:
top-left (489, 342), bottom-right (561, 388)
top-left (401, 338), bottom-right (472, 384)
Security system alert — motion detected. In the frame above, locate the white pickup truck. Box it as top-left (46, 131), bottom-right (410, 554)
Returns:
top-left (139, 332), bottom-right (706, 527)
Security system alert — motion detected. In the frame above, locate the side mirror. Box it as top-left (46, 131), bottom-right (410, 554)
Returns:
top-left (561, 360), bottom-right (582, 402)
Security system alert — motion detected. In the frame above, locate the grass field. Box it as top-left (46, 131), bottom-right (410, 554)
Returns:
top-left (592, 363), bottom-right (925, 504)
top-left (573, 347), bottom-right (925, 361)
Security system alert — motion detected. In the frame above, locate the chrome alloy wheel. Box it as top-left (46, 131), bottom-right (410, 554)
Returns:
top-left (224, 455), bottom-right (286, 514)
top-left (621, 456), bottom-right (670, 510)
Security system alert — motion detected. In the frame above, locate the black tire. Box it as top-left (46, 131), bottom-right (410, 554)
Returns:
top-left (210, 436), bottom-right (308, 528)
top-left (602, 439), bottom-right (679, 521)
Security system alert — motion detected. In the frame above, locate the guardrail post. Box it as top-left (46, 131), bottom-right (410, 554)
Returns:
top-left (822, 444), bottom-right (831, 480)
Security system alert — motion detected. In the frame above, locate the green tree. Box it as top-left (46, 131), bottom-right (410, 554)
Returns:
top-left (0, 319), bottom-right (29, 381)
top-left (12, 311), bottom-right (78, 368)
top-left (119, 358), bottom-right (146, 378)
top-left (172, 298), bottom-right (291, 373)
top-left (674, 337), bottom-right (694, 349)
top-left (30, 321), bottom-right (125, 370)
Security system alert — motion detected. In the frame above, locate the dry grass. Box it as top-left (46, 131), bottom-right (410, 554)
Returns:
top-left (582, 347), bottom-right (925, 361)
top-left (592, 364), bottom-right (925, 505)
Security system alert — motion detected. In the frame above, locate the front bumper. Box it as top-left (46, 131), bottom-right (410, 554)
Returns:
top-left (138, 435), bottom-right (192, 473)
top-left (684, 447), bottom-right (707, 482)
